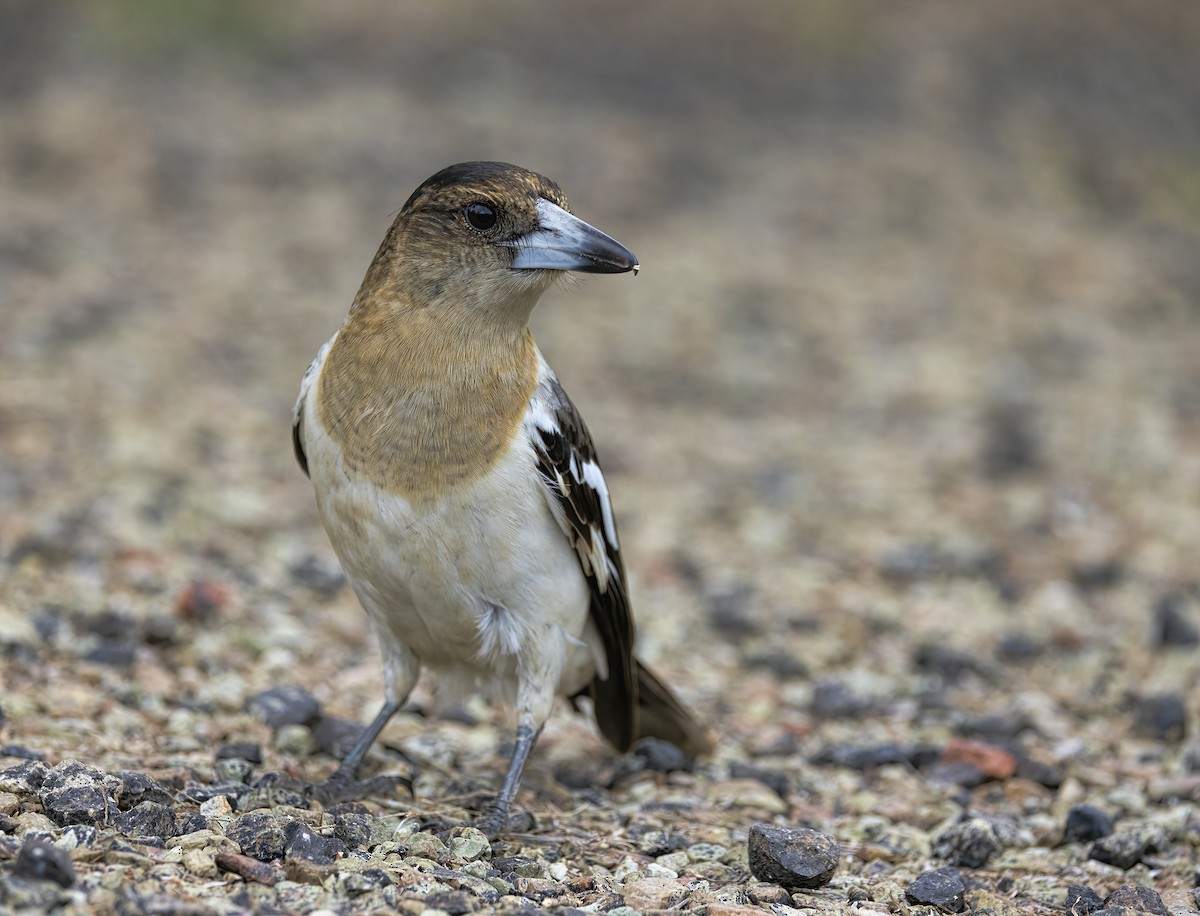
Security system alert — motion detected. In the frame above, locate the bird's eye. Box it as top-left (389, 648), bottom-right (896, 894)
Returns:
top-left (464, 202), bottom-right (497, 232)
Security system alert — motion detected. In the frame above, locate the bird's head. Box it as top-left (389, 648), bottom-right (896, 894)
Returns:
top-left (357, 161), bottom-right (638, 328)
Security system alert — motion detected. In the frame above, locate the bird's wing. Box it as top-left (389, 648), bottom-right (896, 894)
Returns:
top-left (292, 334), bottom-right (337, 478)
top-left (524, 356), bottom-right (638, 752)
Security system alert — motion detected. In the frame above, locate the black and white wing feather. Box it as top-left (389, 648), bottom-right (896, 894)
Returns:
top-left (525, 358), bottom-right (638, 752)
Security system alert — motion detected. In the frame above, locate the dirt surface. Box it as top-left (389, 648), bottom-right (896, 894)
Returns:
top-left (3, 2), bottom-right (1200, 913)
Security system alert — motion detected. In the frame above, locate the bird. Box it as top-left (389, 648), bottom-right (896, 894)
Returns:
top-left (292, 161), bottom-right (710, 835)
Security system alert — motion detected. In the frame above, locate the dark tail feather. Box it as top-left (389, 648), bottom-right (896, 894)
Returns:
top-left (632, 658), bottom-right (713, 758)
top-left (577, 657), bottom-right (712, 758)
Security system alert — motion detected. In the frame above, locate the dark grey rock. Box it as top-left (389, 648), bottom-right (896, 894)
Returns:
top-left (905, 867), bottom-right (966, 912)
top-left (912, 643), bottom-right (987, 682)
top-left (227, 812), bottom-right (286, 862)
top-left (337, 866), bottom-right (393, 897)
top-left (423, 889), bottom-right (482, 913)
top-left (810, 679), bottom-right (874, 718)
top-left (1063, 804), bottom-right (1114, 844)
top-left (216, 742), bottom-right (263, 764)
top-left (728, 762), bottom-right (790, 799)
top-left (935, 817), bottom-right (999, 868)
top-left (115, 801), bottom-right (177, 840)
top-left (176, 812), bottom-right (208, 835)
top-left (0, 874), bottom-right (73, 910)
top-left (0, 745), bottom-right (45, 762)
top-left (331, 809), bottom-right (373, 848)
top-left (13, 837), bottom-right (75, 887)
top-left (0, 759), bottom-right (49, 794)
top-left (1151, 590), bottom-right (1199, 648)
top-left (632, 737), bottom-right (692, 773)
top-left (82, 639), bottom-right (137, 667)
top-left (994, 631), bottom-right (1044, 664)
top-left (706, 585), bottom-right (760, 640)
top-left (743, 647), bottom-right (808, 680)
top-left (1065, 883), bottom-right (1103, 914)
top-left (1015, 755), bottom-right (1064, 789)
top-left (1089, 828), bottom-right (1163, 870)
top-left (1131, 692), bottom-right (1187, 741)
top-left (245, 686), bottom-right (321, 729)
top-left (38, 760), bottom-right (116, 827)
top-left (811, 742), bottom-right (917, 770)
top-left (284, 820), bottom-right (344, 864)
top-left (980, 398), bottom-right (1040, 478)
top-left (239, 772), bottom-right (311, 810)
top-left (925, 761), bottom-right (988, 789)
top-left (1102, 884), bottom-right (1169, 915)
top-left (115, 771), bottom-right (175, 810)
top-left (747, 824), bottom-right (839, 889)
top-left (311, 715), bottom-right (362, 758)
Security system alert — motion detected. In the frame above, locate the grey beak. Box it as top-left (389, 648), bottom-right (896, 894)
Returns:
top-left (505, 198), bottom-right (638, 274)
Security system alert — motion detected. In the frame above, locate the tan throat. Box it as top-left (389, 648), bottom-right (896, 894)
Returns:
top-left (318, 308), bottom-right (538, 502)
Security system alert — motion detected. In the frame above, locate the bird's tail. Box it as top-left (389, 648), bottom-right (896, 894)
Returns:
top-left (632, 657), bottom-right (713, 758)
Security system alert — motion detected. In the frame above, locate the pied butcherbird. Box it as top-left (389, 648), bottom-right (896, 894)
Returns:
top-left (293, 161), bottom-right (710, 836)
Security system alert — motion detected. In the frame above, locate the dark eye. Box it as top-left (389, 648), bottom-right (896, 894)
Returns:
top-left (464, 202), bottom-right (497, 231)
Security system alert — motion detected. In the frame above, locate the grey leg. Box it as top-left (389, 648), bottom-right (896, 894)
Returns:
top-left (330, 696), bottom-right (404, 782)
top-left (475, 723), bottom-right (541, 839)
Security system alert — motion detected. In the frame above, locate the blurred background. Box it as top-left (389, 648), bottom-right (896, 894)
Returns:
top-left (3, 1), bottom-right (1200, 751)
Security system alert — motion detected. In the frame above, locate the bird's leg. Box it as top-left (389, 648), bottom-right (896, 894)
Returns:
top-left (331, 697), bottom-right (403, 782)
top-left (312, 697), bottom-right (411, 805)
top-left (475, 722), bottom-right (542, 839)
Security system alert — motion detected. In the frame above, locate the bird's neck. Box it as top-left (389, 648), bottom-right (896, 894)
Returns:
top-left (318, 302), bottom-right (539, 500)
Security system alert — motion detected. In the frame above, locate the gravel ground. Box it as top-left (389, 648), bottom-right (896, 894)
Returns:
top-left (3, 2), bottom-right (1200, 913)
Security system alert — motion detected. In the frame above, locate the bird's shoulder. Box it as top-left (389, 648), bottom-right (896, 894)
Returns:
top-left (292, 331), bottom-right (338, 478)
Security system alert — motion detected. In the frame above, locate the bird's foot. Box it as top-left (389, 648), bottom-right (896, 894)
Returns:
top-left (471, 799), bottom-right (534, 840)
top-left (311, 771), bottom-right (412, 806)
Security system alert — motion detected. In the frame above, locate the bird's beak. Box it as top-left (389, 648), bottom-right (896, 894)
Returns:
top-left (505, 198), bottom-right (639, 274)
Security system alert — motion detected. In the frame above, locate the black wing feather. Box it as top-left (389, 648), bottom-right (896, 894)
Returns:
top-left (528, 375), bottom-right (638, 752)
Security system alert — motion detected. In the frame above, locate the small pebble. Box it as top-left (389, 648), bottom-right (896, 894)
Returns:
top-left (82, 640), bottom-right (137, 667)
top-left (214, 757), bottom-right (255, 784)
top-left (0, 760), bottom-right (49, 794)
top-left (227, 812), bottom-right (286, 862)
top-left (13, 836), bottom-right (76, 887)
top-left (1130, 692), bottom-right (1187, 741)
top-left (1151, 590), bottom-right (1199, 648)
top-left (746, 824), bottom-right (839, 889)
top-left (114, 800), bottom-right (177, 840)
top-left (686, 842), bottom-right (728, 863)
top-left (405, 831), bottom-right (448, 863)
top-left (1062, 804), bottom-right (1114, 843)
top-left (448, 826), bottom-right (491, 862)
top-left (274, 724), bottom-right (316, 757)
top-left (940, 738), bottom-right (1017, 780)
top-left (175, 580), bottom-right (228, 622)
top-left (115, 771), bottom-right (174, 809)
top-left (631, 737), bottom-right (692, 773)
top-left (906, 866), bottom-right (966, 912)
top-left (284, 820), bottom-right (345, 864)
top-left (199, 795), bottom-right (233, 818)
top-left (1089, 830), bottom-right (1154, 870)
top-left (216, 742), bottom-right (263, 763)
top-left (934, 817), bottom-right (999, 868)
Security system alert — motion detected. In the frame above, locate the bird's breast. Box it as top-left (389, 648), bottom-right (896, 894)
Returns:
top-left (315, 313), bottom-right (539, 503)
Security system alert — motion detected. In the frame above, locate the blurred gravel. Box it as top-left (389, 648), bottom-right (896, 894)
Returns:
top-left (2, 1), bottom-right (1200, 912)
